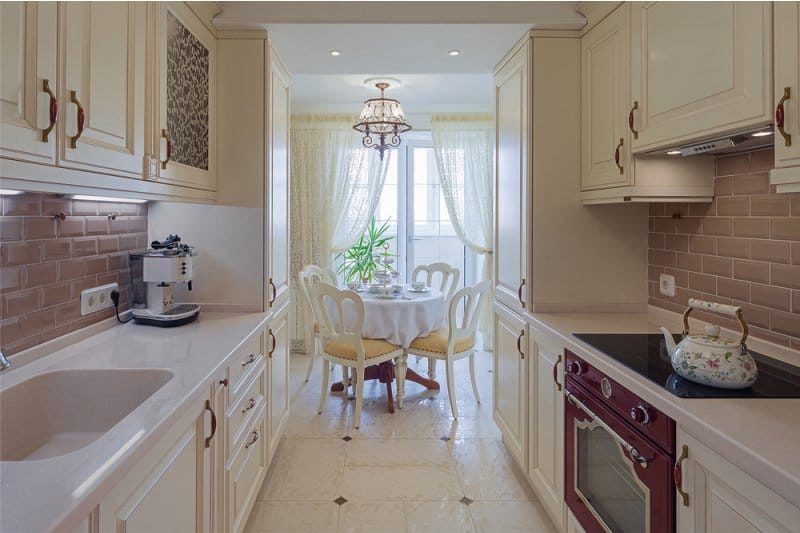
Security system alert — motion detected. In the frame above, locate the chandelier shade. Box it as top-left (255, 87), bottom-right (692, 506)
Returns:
top-left (353, 82), bottom-right (412, 160)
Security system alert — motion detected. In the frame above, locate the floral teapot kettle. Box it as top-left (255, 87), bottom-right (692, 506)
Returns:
top-left (660, 299), bottom-right (757, 389)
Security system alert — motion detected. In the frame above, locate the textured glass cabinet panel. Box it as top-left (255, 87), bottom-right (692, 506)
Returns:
top-left (166, 11), bottom-right (209, 171)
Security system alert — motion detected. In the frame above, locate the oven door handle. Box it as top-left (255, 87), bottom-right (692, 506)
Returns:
top-left (565, 389), bottom-right (652, 469)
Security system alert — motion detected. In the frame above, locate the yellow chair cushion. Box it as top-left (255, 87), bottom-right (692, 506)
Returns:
top-left (323, 338), bottom-right (400, 360)
top-left (409, 330), bottom-right (475, 354)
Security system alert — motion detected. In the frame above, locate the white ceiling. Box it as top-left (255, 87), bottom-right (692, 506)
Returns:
top-left (213, 2), bottom-right (585, 115)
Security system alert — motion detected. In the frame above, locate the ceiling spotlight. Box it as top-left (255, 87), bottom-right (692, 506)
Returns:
top-left (448, 50), bottom-right (460, 56)
top-left (751, 130), bottom-right (773, 137)
top-left (330, 50), bottom-right (341, 57)
top-left (666, 150), bottom-right (682, 155)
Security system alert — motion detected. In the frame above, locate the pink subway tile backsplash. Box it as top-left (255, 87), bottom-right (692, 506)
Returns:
top-left (0, 192), bottom-right (147, 356)
top-left (648, 149), bottom-right (800, 346)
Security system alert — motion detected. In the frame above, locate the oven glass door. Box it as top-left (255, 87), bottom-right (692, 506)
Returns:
top-left (565, 382), bottom-right (674, 533)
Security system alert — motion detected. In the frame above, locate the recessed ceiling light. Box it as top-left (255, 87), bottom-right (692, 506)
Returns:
top-left (448, 50), bottom-right (460, 56)
top-left (751, 130), bottom-right (773, 137)
top-left (330, 50), bottom-right (341, 57)
top-left (666, 150), bottom-right (682, 155)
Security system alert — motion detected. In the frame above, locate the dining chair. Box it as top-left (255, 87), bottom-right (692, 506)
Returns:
top-left (309, 282), bottom-right (404, 429)
top-left (298, 265), bottom-right (339, 382)
top-left (410, 262), bottom-right (461, 379)
top-left (400, 279), bottom-right (491, 418)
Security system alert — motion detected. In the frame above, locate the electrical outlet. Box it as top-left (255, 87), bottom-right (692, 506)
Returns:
top-left (81, 283), bottom-right (119, 315)
top-left (659, 274), bottom-right (676, 297)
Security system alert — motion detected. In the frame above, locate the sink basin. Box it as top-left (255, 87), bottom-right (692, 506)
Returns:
top-left (0, 368), bottom-right (173, 461)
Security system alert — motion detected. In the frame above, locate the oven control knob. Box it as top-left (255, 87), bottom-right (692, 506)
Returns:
top-left (566, 360), bottom-right (585, 375)
top-left (630, 404), bottom-right (652, 425)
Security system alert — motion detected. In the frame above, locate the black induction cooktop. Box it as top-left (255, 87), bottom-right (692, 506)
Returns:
top-left (573, 333), bottom-right (800, 398)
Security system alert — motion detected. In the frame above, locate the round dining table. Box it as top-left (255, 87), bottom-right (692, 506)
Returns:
top-left (329, 287), bottom-right (445, 412)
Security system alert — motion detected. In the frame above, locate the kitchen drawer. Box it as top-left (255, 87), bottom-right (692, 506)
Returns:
top-left (228, 364), bottom-right (266, 451)
top-left (228, 407), bottom-right (267, 533)
top-left (227, 330), bottom-right (264, 400)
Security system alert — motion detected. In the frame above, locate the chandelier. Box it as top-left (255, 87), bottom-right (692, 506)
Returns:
top-left (353, 81), bottom-right (412, 160)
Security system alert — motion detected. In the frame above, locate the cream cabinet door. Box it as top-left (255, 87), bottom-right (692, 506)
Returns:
top-left (630, 2), bottom-right (772, 152)
top-left (267, 47), bottom-right (291, 311)
top-left (267, 302), bottom-right (290, 462)
top-left (492, 302), bottom-right (527, 469)
top-left (154, 2), bottom-right (217, 190)
top-left (58, 2), bottom-right (146, 178)
top-left (676, 429), bottom-right (800, 532)
top-left (581, 4), bottom-right (633, 191)
top-left (527, 336), bottom-right (564, 529)
top-left (0, 2), bottom-right (57, 165)
top-left (493, 39), bottom-right (530, 312)
top-left (771, 2), bottom-right (800, 193)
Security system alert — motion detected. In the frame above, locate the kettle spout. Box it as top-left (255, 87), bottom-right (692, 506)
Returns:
top-left (660, 327), bottom-right (677, 356)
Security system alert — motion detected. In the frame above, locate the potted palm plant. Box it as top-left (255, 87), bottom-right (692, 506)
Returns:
top-left (336, 217), bottom-right (396, 283)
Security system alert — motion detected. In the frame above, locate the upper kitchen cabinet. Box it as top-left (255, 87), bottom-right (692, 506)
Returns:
top-left (152, 2), bottom-right (217, 191)
top-left (629, 2), bottom-right (772, 152)
top-left (771, 2), bottom-right (800, 193)
top-left (493, 38), bottom-right (530, 313)
top-left (0, 2), bottom-right (58, 165)
top-left (581, 4), bottom-right (632, 191)
top-left (58, 2), bottom-right (146, 178)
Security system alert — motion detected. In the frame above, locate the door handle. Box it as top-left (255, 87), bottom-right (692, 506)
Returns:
top-left (269, 277), bottom-right (277, 305)
top-left (674, 444), bottom-right (690, 506)
top-left (628, 101), bottom-right (639, 139)
top-left (160, 129), bottom-right (172, 169)
top-left (268, 329), bottom-right (276, 358)
top-left (204, 399), bottom-right (217, 448)
top-left (553, 354), bottom-right (562, 391)
top-left (68, 90), bottom-right (85, 148)
top-left (517, 278), bottom-right (526, 307)
top-left (516, 330), bottom-right (525, 360)
top-left (614, 138), bottom-right (624, 175)
top-left (41, 79), bottom-right (57, 142)
top-left (776, 87), bottom-right (792, 147)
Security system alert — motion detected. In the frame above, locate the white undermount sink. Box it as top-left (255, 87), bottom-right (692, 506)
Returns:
top-left (0, 368), bottom-right (173, 461)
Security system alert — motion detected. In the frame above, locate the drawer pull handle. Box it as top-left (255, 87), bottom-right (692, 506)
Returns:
top-left (268, 329), bottom-right (276, 358)
top-left (41, 79), bottom-right (57, 142)
top-left (516, 330), bottom-right (525, 360)
top-left (242, 398), bottom-right (256, 413)
top-left (674, 444), bottom-right (690, 506)
top-left (553, 354), bottom-right (562, 391)
top-left (69, 90), bottom-right (84, 148)
top-left (204, 400), bottom-right (217, 448)
top-left (776, 87), bottom-right (792, 147)
top-left (614, 137), bottom-right (624, 175)
top-left (160, 129), bottom-right (172, 169)
top-left (242, 353), bottom-right (256, 367)
top-left (517, 278), bottom-right (526, 307)
top-left (628, 101), bottom-right (638, 139)
top-left (245, 429), bottom-right (259, 448)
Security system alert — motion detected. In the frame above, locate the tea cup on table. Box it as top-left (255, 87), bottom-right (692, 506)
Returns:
top-left (411, 281), bottom-right (426, 291)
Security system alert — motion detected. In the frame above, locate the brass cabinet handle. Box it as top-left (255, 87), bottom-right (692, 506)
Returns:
top-left (553, 354), bottom-right (562, 391)
top-left (41, 79), bottom-right (57, 142)
top-left (242, 353), bottom-right (256, 367)
top-left (674, 444), bottom-right (690, 507)
top-left (776, 87), bottom-right (792, 147)
top-left (68, 90), bottom-right (84, 148)
top-left (242, 398), bottom-right (257, 414)
top-left (219, 378), bottom-right (229, 387)
top-left (269, 278), bottom-right (277, 305)
top-left (204, 399), bottom-right (217, 448)
top-left (516, 330), bottom-right (525, 360)
top-left (245, 429), bottom-right (259, 448)
top-left (628, 101), bottom-right (639, 139)
top-left (516, 278), bottom-right (526, 307)
top-left (614, 137), bottom-right (624, 175)
top-left (160, 129), bottom-right (172, 169)
top-left (268, 329), bottom-right (276, 358)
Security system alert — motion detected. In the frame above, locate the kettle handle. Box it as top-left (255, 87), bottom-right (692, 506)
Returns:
top-left (683, 299), bottom-right (748, 346)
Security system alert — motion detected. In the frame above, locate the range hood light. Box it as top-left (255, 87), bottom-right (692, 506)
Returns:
top-left (666, 150), bottom-right (682, 155)
top-left (0, 189), bottom-right (24, 195)
top-left (71, 195), bottom-right (147, 204)
top-left (751, 131), bottom-right (773, 137)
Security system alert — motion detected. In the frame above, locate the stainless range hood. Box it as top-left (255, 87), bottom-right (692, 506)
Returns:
top-left (645, 126), bottom-right (774, 157)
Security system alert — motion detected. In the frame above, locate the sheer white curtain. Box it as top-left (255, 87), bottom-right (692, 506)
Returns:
top-left (290, 114), bottom-right (389, 351)
top-left (431, 113), bottom-right (494, 347)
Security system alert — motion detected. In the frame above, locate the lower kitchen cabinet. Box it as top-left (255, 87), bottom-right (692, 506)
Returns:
top-left (676, 428), bottom-right (800, 532)
top-left (267, 302), bottom-right (290, 462)
top-left (492, 301), bottom-right (528, 470)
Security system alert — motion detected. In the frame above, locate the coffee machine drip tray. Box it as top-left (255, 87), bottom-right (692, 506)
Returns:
top-left (132, 303), bottom-right (200, 327)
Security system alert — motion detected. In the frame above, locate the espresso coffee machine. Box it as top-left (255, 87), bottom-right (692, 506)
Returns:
top-left (129, 235), bottom-right (200, 327)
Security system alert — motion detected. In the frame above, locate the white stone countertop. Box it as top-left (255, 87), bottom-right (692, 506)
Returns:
top-left (525, 311), bottom-right (800, 509)
top-left (0, 312), bottom-right (269, 533)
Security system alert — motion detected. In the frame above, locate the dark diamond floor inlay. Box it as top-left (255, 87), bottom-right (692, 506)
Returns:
top-left (334, 496), bottom-right (348, 506)
top-left (342, 436), bottom-right (352, 442)
top-left (459, 496), bottom-right (474, 505)
top-left (440, 436), bottom-right (451, 442)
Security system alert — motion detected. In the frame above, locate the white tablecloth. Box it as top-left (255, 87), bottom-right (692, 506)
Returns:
top-left (330, 289), bottom-right (445, 348)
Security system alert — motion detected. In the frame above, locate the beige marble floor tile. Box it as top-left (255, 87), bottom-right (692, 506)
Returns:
top-left (337, 501), bottom-right (407, 533)
top-left (257, 438), bottom-right (295, 500)
top-left (345, 438), bottom-right (453, 468)
top-left (278, 439), bottom-right (347, 500)
top-left (245, 501), bottom-right (339, 533)
top-left (404, 501), bottom-right (476, 533)
top-left (469, 500), bottom-right (556, 532)
top-left (348, 407), bottom-right (443, 439)
top-left (449, 439), bottom-right (534, 501)
top-left (286, 411), bottom-right (350, 439)
top-left (342, 465), bottom-right (464, 501)
top-left (440, 415), bottom-right (502, 440)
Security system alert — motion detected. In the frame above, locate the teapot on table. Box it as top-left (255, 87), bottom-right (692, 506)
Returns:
top-left (660, 299), bottom-right (757, 389)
